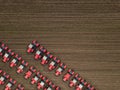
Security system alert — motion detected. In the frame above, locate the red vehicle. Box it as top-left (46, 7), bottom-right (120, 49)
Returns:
top-left (75, 82), bottom-right (84, 90)
top-left (16, 84), bottom-right (24, 90)
top-left (5, 78), bottom-right (16, 90)
top-left (10, 54), bottom-right (22, 68)
top-left (31, 71), bottom-right (43, 84)
top-left (27, 40), bottom-right (40, 53)
top-left (0, 68), bottom-right (2, 74)
top-left (86, 84), bottom-right (95, 90)
top-left (44, 81), bottom-right (61, 90)
top-left (2, 49), bottom-right (15, 63)
top-left (55, 63), bottom-right (67, 76)
top-left (17, 60), bottom-right (28, 73)
top-left (0, 43), bottom-right (8, 56)
top-left (44, 81), bottom-right (55, 90)
top-left (80, 79), bottom-right (88, 87)
top-left (63, 69), bottom-right (74, 81)
top-left (34, 46), bottom-right (47, 60)
top-left (24, 66), bottom-right (36, 79)
top-left (48, 57), bottom-right (61, 71)
top-left (55, 86), bottom-right (61, 90)
top-left (76, 79), bottom-right (95, 90)
top-left (69, 74), bottom-right (81, 87)
top-left (37, 76), bottom-right (49, 89)
top-left (41, 52), bottom-right (53, 65)
top-left (0, 72), bottom-right (10, 85)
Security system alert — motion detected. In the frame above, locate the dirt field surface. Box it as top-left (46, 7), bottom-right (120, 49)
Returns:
top-left (0, 0), bottom-right (120, 90)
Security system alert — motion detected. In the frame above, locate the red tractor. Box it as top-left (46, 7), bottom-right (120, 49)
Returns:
top-left (55, 63), bottom-right (67, 76)
top-left (10, 54), bottom-right (22, 68)
top-left (5, 78), bottom-right (16, 90)
top-left (24, 66), bottom-right (36, 79)
top-left (44, 81), bottom-right (61, 90)
top-left (34, 46), bottom-right (47, 60)
top-left (75, 82), bottom-right (84, 90)
top-left (0, 43), bottom-right (8, 56)
top-left (80, 79), bottom-right (88, 87)
top-left (86, 84), bottom-right (95, 90)
top-left (0, 72), bottom-right (10, 85)
top-left (76, 79), bottom-right (95, 90)
top-left (0, 68), bottom-right (3, 74)
top-left (37, 76), bottom-right (49, 89)
top-left (31, 71), bottom-right (43, 84)
top-left (55, 86), bottom-right (61, 90)
top-left (2, 49), bottom-right (15, 63)
top-left (41, 52), bottom-right (53, 65)
top-left (17, 60), bottom-right (28, 73)
top-left (44, 81), bottom-right (55, 90)
top-left (69, 73), bottom-right (81, 87)
top-left (63, 69), bottom-right (74, 81)
top-left (48, 57), bottom-right (61, 71)
top-left (16, 84), bottom-right (24, 90)
top-left (27, 40), bottom-right (40, 53)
